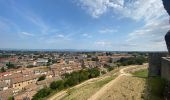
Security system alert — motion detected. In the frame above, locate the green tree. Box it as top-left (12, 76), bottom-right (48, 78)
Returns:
top-left (79, 70), bottom-right (89, 82)
top-left (37, 75), bottom-right (46, 81)
top-left (88, 68), bottom-right (100, 78)
top-left (0, 67), bottom-right (6, 72)
top-left (6, 62), bottom-right (15, 69)
top-left (8, 96), bottom-right (14, 100)
top-left (50, 80), bottom-right (64, 90)
top-left (32, 87), bottom-right (51, 100)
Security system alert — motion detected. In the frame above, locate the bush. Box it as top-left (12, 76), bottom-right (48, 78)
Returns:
top-left (88, 68), bottom-right (100, 78)
top-left (107, 67), bottom-right (114, 72)
top-left (78, 70), bottom-right (89, 82)
top-left (64, 72), bottom-right (80, 87)
top-left (101, 70), bottom-right (106, 74)
top-left (32, 87), bottom-right (52, 100)
top-left (0, 67), bottom-right (6, 72)
top-left (50, 80), bottom-right (64, 90)
top-left (37, 75), bottom-right (46, 81)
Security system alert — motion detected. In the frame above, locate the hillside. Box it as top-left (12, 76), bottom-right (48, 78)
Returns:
top-left (48, 64), bottom-right (147, 100)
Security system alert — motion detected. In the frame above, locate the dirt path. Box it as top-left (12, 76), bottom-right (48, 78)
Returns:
top-left (88, 65), bottom-right (147, 100)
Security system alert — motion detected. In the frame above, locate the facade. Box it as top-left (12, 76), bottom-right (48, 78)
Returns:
top-left (12, 75), bottom-right (39, 93)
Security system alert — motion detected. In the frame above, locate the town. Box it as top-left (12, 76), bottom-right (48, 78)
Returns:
top-left (0, 50), bottom-right (147, 100)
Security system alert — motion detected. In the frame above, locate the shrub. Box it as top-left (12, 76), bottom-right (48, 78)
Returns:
top-left (32, 87), bottom-right (52, 100)
top-left (50, 80), bottom-right (64, 90)
top-left (37, 75), bottom-right (46, 81)
top-left (88, 68), bottom-right (100, 78)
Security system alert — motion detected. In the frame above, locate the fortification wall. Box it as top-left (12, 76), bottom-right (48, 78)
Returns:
top-left (148, 53), bottom-right (168, 77)
top-left (161, 57), bottom-right (170, 81)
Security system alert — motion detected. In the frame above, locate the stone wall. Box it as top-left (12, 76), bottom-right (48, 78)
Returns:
top-left (149, 53), bottom-right (170, 99)
top-left (161, 57), bottom-right (170, 81)
top-left (148, 53), bottom-right (168, 77)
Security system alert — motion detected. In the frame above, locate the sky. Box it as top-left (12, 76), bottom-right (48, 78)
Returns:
top-left (0, 0), bottom-right (169, 51)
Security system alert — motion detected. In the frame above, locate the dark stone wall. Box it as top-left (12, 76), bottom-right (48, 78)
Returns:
top-left (148, 53), bottom-right (168, 77)
top-left (161, 57), bottom-right (170, 81)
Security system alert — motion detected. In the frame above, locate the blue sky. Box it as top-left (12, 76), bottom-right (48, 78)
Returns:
top-left (0, 0), bottom-right (169, 51)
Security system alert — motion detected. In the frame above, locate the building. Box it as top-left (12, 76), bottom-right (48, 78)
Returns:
top-left (0, 81), bottom-right (8, 91)
top-left (12, 75), bottom-right (40, 93)
top-left (36, 58), bottom-right (48, 66)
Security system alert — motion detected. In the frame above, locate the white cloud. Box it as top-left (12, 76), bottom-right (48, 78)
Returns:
top-left (57, 34), bottom-right (65, 38)
top-left (78, 0), bottom-right (124, 18)
top-left (77, 0), bottom-right (169, 51)
top-left (99, 28), bottom-right (118, 34)
top-left (94, 41), bottom-right (112, 46)
top-left (77, 0), bottom-right (166, 21)
top-left (82, 33), bottom-right (92, 38)
top-left (21, 32), bottom-right (34, 36)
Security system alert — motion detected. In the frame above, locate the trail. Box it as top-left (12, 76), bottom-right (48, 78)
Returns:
top-left (88, 65), bottom-right (147, 100)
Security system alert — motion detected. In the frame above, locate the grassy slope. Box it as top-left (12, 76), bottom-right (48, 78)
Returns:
top-left (61, 73), bottom-right (116, 100)
top-left (132, 69), bottom-right (165, 100)
top-left (132, 69), bottom-right (148, 78)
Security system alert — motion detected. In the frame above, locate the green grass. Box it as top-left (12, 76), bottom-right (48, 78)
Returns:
top-left (132, 69), bottom-right (148, 78)
top-left (132, 69), bottom-right (165, 100)
top-left (147, 77), bottom-right (166, 100)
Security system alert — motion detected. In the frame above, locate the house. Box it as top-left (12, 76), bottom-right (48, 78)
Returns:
top-left (0, 88), bottom-right (13, 100)
top-left (0, 81), bottom-right (8, 91)
top-left (12, 75), bottom-right (40, 93)
top-left (36, 58), bottom-right (48, 66)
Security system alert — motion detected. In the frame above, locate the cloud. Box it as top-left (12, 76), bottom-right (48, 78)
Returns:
top-left (77, 0), bottom-right (169, 51)
top-left (77, 0), bottom-right (166, 21)
top-left (77, 0), bottom-right (124, 18)
top-left (21, 32), bottom-right (34, 36)
top-left (82, 33), bottom-right (92, 38)
top-left (56, 34), bottom-right (65, 38)
top-left (127, 16), bottom-right (169, 44)
top-left (99, 28), bottom-right (118, 34)
top-left (94, 41), bottom-right (112, 46)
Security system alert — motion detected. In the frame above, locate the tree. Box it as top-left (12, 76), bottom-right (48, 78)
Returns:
top-left (8, 96), bottom-right (14, 100)
top-left (6, 62), bottom-right (15, 69)
top-left (37, 75), bottom-right (46, 81)
top-left (0, 67), bottom-right (6, 72)
top-left (50, 80), bottom-right (64, 90)
top-left (32, 88), bottom-right (51, 100)
top-left (88, 68), bottom-right (100, 78)
top-left (79, 70), bottom-right (89, 82)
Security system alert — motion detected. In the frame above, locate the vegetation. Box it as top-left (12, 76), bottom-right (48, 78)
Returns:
top-left (32, 68), bottom-right (100, 100)
top-left (8, 96), bottom-right (14, 100)
top-left (50, 80), bottom-right (64, 90)
top-left (132, 69), bottom-right (148, 78)
top-left (0, 67), bottom-right (6, 72)
top-left (32, 87), bottom-right (52, 100)
top-left (148, 77), bottom-right (166, 100)
top-left (37, 75), bottom-right (46, 81)
top-left (117, 56), bottom-right (147, 66)
top-left (132, 69), bottom-right (165, 100)
top-left (6, 62), bottom-right (16, 69)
